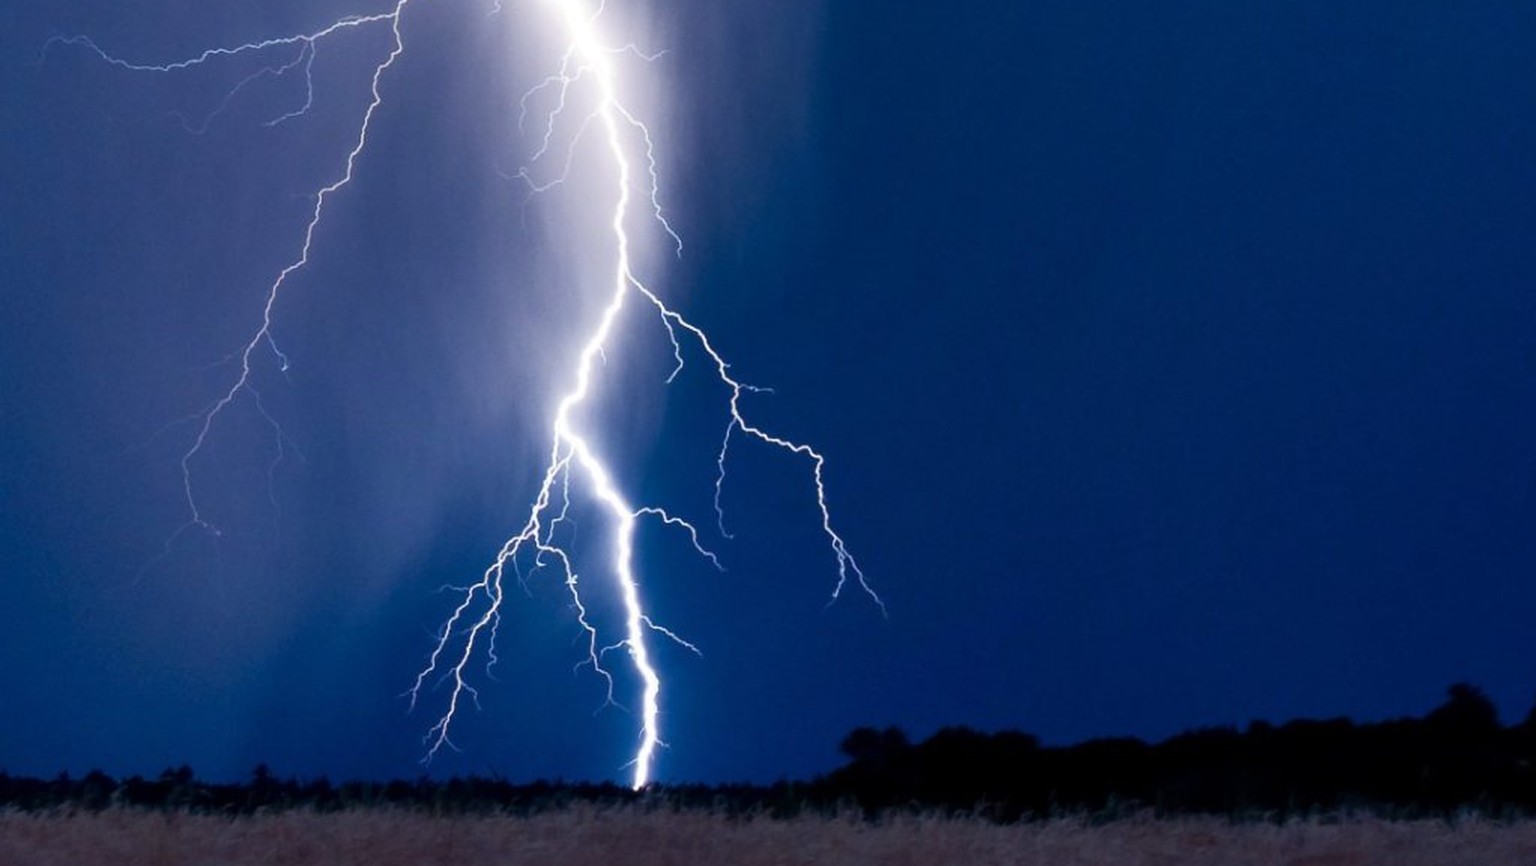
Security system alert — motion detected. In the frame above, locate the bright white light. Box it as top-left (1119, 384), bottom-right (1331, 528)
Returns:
top-left (55, 0), bottom-right (882, 792)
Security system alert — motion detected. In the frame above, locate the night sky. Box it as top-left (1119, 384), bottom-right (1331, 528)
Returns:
top-left (3, 1), bottom-right (1534, 786)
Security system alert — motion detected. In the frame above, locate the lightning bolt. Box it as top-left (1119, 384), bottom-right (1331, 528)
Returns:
top-left (52, 0), bottom-right (882, 791)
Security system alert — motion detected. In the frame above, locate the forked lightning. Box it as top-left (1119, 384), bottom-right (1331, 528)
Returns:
top-left (51, 0), bottom-right (882, 790)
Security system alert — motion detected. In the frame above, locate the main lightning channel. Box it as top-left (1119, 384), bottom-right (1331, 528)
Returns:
top-left (410, 0), bottom-right (882, 790)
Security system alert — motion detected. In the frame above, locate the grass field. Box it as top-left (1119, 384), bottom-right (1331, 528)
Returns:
top-left (3, 807), bottom-right (1535, 865)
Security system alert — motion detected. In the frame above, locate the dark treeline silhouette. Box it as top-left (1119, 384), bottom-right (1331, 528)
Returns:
top-left (2, 683), bottom-right (1532, 820)
top-left (0, 767), bottom-right (643, 816)
top-left (825, 683), bottom-right (1536, 820)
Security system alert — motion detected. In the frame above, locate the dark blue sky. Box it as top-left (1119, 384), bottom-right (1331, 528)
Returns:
top-left (3, 0), bottom-right (1534, 785)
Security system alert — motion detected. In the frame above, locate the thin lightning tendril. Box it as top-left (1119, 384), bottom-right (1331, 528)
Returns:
top-left (55, 0), bottom-right (881, 792)
top-left (47, 5), bottom-right (414, 542)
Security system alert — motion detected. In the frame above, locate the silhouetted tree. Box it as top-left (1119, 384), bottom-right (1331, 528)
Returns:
top-left (1426, 683), bottom-right (1500, 734)
top-left (1519, 694), bottom-right (1536, 735)
top-left (840, 726), bottom-right (911, 765)
top-left (78, 769), bottom-right (114, 811)
top-left (833, 726), bottom-right (918, 811)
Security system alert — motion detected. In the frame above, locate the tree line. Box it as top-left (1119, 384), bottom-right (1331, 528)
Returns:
top-left (826, 683), bottom-right (1536, 820)
top-left (2, 683), bottom-right (1531, 820)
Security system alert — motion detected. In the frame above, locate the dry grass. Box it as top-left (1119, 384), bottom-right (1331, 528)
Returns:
top-left (3, 807), bottom-right (1535, 866)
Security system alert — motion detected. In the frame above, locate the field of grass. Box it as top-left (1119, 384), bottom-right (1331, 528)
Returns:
top-left (3, 807), bottom-right (1535, 865)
